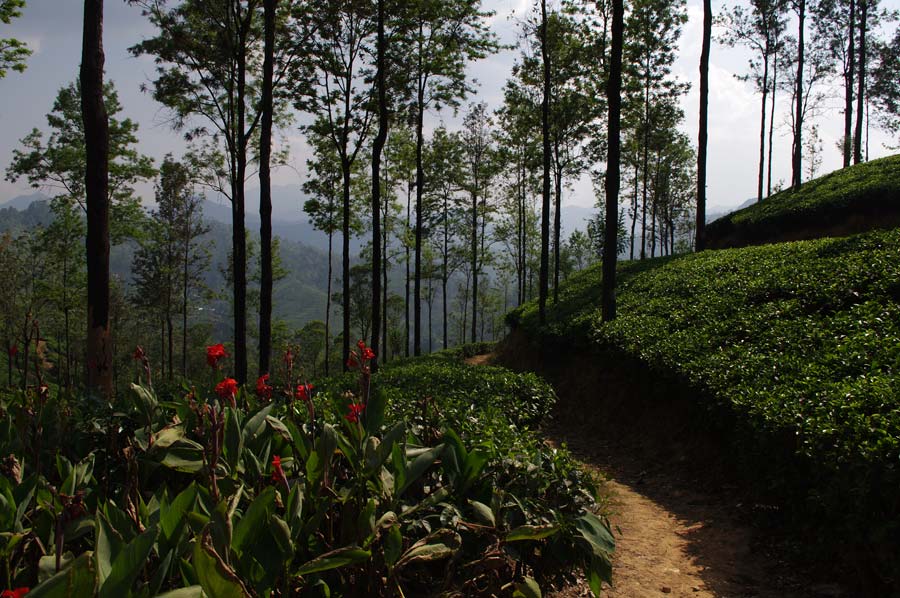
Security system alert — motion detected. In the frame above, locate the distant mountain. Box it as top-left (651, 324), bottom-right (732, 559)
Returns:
top-left (707, 197), bottom-right (756, 223)
top-left (0, 192), bottom-right (49, 211)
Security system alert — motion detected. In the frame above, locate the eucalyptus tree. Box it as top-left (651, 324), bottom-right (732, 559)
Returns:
top-left (303, 131), bottom-right (364, 376)
top-left (870, 28), bottom-right (900, 139)
top-left (7, 81), bottom-right (154, 242)
top-left (258, 0), bottom-right (277, 376)
top-left (297, 0), bottom-right (376, 370)
top-left (384, 123), bottom-right (416, 356)
top-left (603, 0), bottom-right (622, 323)
top-left (814, 0), bottom-right (857, 166)
top-left (130, 0), bottom-right (304, 382)
top-left (402, 0), bottom-right (498, 356)
top-left (624, 0), bottom-right (688, 259)
top-left (697, 0), bottom-right (711, 250)
top-left (0, 0), bottom-right (30, 78)
top-left (718, 0), bottom-right (787, 202)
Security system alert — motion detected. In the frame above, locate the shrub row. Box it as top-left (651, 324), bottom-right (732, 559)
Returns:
top-left (508, 227), bottom-right (900, 582)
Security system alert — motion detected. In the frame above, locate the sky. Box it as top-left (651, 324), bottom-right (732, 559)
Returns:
top-left (0, 0), bottom-right (898, 215)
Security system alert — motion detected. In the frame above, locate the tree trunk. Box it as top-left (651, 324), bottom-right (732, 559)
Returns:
top-left (371, 0), bottom-right (387, 369)
top-left (792, 0), bottom-right (805, 189)
top-left (258, 0), bottom-right (276, 377)
top-left (182, 222), bottom-right (190, 377)
top-left (82, 0), bottom-right (112, 398)
top-left (844, 0), bottom-right (855, 167)
top-left (853, 0), bottom-right (866, 164)
top-left (767, 43), bottom-right (778, 197)
top-left (697, 0), bottom-right (711, 249)
top-left (630, 164), bottom-right (638, 260)
top-left (553, 162), bottom-right (562, 303)
top-left (757, 43), bottom-right (769, 202)
top-left (405, 182), bottom-right (411, 357)
top-left (342, 162), bottom-right (351, 370)
top-left (324, 230), bottom-right (333, 376)
top-left (538, 0), bottom-right (551, 324)
top-left (470, 188), bottom-right (478, 345)
top-left (602, 0), bottom-right (623, 322)
top-left (414, 65), bottom-right (425, 356)
top-left (442, 193), bottom-right (449, 351)
top-left (382, 178), bottom-right (389, 362)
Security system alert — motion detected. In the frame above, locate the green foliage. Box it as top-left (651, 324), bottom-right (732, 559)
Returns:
top-left (0, 344), bottom-right (611, 596)
top-left (707, 154), bottom-right (900, 247)
top-left (0, 0), bottom-right (30, 78)
top-left (510, 227), bottom-right (900, 577)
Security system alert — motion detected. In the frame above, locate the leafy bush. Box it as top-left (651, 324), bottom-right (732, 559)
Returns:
top-left (706, 153), bottom-right (900, 248)
top-left (509, 227), bottom-right (900, 579)
top-left (0, 341), bottom-right (612, 596)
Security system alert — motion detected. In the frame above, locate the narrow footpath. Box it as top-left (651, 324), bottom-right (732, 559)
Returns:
top-left (465, 353), bottom-right (848, 598)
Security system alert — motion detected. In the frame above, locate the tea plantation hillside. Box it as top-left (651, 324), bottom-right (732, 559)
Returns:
top-left (506, 227), bottom-right (900, 586)
top-left (707, 154), bottom-right (900, 248)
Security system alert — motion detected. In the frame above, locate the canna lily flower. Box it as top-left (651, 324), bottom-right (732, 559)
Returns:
top-left (271, 454), bottom-right (289, 490)
top-left (357, 339), bottom-right (366, 350)
top-left (345, 402), bottom-right (365, 423)
top-left (256, 374), bottom-right (273, 399)
top-left (215, 378), bottom-right (239, 402)
top-left (1, 588), bottom-right (29, 598)
top-left (206, 343), bottom-right (229, 368)
top-left (362, 347), bottom-right (375, 361)
top-left (294, 383), bottom-right (314, 402)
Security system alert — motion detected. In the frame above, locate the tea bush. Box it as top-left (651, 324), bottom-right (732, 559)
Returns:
top-left (706, 153), bottom-right (900, 248)
top-left (509, 227), bottom-right (900, 577)
top-left (0, 342), bottom-right (612, 596)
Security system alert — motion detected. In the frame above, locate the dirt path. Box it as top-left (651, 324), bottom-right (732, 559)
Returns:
top-left (465, 353), bottom-right (847, 598)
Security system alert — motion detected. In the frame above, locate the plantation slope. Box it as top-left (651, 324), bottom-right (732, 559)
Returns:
top-left (506, 227), bottom-right (900, 590)
top-left (707, 154), bottom-right (900, 248)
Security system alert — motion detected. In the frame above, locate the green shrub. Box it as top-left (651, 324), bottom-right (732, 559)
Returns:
top-left (0, 343), bottom-right (612, 597)
top-left (706, 153), bottom-right (900, 248)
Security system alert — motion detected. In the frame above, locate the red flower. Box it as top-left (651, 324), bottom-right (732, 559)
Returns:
top-left (271, 455), bottom-right (284, 481)
top-left (347, 357), bottom-right (358, 369)
top-left (283, 348), bottom-right (294, 368)
top-left (345, 402), bottom-right (365, 423)
top-left (294, 383), bottom-right (314, 402)
top-left (215, 378), bottom-right (239, 400)
top-left (357, 339), bottom-right (366, 350)
top-left (7, 345), bottom-right (18, 358)
top-left (362, 347), bottom-right (375, 361)
top-left (256, 374), bottom-right (273, 399)
top-left (1, 587), bottom-right (30, 598)
top-left (132, 345), bottom-right (145, 361)
top-left (206, 343), bottom-right (229, 368)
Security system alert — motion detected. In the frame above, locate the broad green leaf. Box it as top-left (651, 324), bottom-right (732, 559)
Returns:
top-left (161, 483), bottom-right (197, 545)
top-left (193, 529), bottom-right (251, 598)
top-left (383, 525), bottom-right (402, 567)
top-left (232, 486), bottom-right (275, 556)
top-left (223, 407), bottom-right (243, 474)
top-left (505, 524), bottom-right (559, 542)
top-left (513, 576), bottom-right (542, 598)
top-left (364, 387), bottom-right (387, 434)
top-left (98, 525), bottom-right (159, 598)
top-left (241, 404), bottom-right (274, 448)
top-left (295, 546), bottom-right (371, 576)
top-left (395, 529), bottom-right (461, 569)
top-left (398, 444), bottom-right (444, 496)
top-left (38, 553), bottom-right (73, 583)
top-left (575, 513), bottom-right (616, 557)
top-left (586, 554), bottom-right (613, 596)
top-left (28, 552), bottom-right (96, 597)
top-left (160, 439), bottom-right (206, 473)
top-left (95, 513), bottom-right (123, 585)
top-left (468, 500), bottom-right (495, 527)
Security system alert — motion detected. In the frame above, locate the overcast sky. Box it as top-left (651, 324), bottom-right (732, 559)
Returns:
top-left (0, 0), bottom-right (897, 215)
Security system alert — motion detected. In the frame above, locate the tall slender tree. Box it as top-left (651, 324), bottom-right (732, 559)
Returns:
top-left (603, 0), bottom-right (623, 322)
top-left (697, 0), bottom-right (711, 250)
top-left (853, 0), bottom-right (868, 163)
top-left (371, 0), bottom-right (388, 367)
top-left (539, 0), bottom-right (551, 324)
top-left (81, 0), bottom-right (111, 396)
top-left (258, 0), bottom-right (277, 377)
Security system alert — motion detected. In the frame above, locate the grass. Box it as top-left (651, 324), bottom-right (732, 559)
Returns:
top-left (706, 154), bottom-right (900, 248)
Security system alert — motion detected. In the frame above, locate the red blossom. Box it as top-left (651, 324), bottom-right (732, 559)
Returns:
top-left (362, 347), bottom-right (375, 361)
top-left (357, 339), bottom-right (366, 350)
top-left (215, 378), bottom-right (239, 400)
top-left (346, 357), bottom-right (358, 368)
top-left (294, 383), bottom-right (314, 402)
top-left (1, 588), bottom-right (29, 598)
top-left (7, 345), bottom-right (18, 358)
top-left (206, 343), bottom-right (229, 368)
top-left (345, 402), bottom-right (365, 423)
top-left (132, 345), bottom-right (145, 361)
top-left (271, 455), bottom-right (284, 481)
top-left (256, 374), bottom-right (273, 399)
